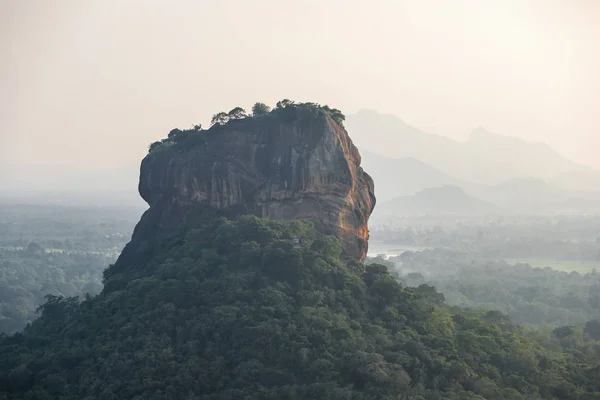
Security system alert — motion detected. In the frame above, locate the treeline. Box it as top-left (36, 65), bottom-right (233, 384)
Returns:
top-left (0, 212), bottom-right (598, 399)
top-left (368, 248), bottom-right (600, 328)
top-left (0, 204), bottom-right (135, 334)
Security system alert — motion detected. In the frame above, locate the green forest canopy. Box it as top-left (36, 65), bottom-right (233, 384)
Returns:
top-left (0, 211), bottom-right (599, 399)
top-left (366, 248), bottom-right (600, 328)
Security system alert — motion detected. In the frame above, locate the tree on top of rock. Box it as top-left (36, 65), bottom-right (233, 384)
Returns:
top-left (251, 102), bottom-right (271, 117)
top-left (167, 128), bottom-right (183, 139)
top-left (211, 112), bottom-right (229, 126)
top-left (227, 107), bottom-right (248, 120)
top-left (322, 105), bottom-right (345, 126)
top-left (275, 99), bottom-right (295, 109)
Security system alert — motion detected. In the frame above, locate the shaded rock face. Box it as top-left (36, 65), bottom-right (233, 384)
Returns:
top-left (122, 114), bottom-right (375, 263)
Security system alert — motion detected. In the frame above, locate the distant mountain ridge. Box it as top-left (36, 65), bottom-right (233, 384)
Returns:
top-left (359, 150), bottom-right (465, 201)
top-left (378, 185), bottom-right (496, 216)
top-left (360, 151), bottom-right (600, 215)
top-left (346, 109), bottom-right (596, 188)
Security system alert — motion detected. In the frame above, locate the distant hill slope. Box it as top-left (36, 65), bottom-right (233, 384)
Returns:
top-left (346, 109), bottom-right (597, 188)
top-left (378, 185), bottom-right (496, 215)
top-left (359, 151), bottom-right (600, 213)
top-left (470, 177), bottom-right (565, 209)
top-left (359, 150), bottom-right (465, 202)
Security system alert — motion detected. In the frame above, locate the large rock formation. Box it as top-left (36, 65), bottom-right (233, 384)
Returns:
top-left (119, 110), bottom-right (375, 265)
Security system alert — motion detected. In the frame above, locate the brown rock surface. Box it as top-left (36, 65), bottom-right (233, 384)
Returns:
top-left (121, 112), bottom-right (375, 263)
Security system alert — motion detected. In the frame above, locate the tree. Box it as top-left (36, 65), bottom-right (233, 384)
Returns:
top-left (584, 319), bottom-right (600, 340)
top-left (25, 242), bottom-right (44, 255)
top-left (227, 107), bottom-right (247, 120)
top-left (326, 107), bottom-right (345, 126)
top-left (275, 99), bottom-right (294, 109)
top-left (148, 141), bottom-right (162, 153)
top-left (167, 128), bottom-right (183, 139)
top-left (309, 235), bottom-right (341, 263)
top-left (166, 128), bottom-right (191, 143)
top-left (400, 250), bottom-right (415, 263)
top-left (211, 112), bottom-right (229, 126)
top-left (192, 123), bottom-right (202, 131)
top-left (251, 102), bottom-right (271, 117)
top-left (414, 284), bottom-right (445, 305)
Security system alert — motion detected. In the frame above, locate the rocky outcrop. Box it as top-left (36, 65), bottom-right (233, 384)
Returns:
top-left (120, 112), bottom-right (375, 264)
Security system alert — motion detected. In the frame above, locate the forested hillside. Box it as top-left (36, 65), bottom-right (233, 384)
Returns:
top-left (1, 210), bottom-right (598, 399)
top-left (0, 203), bottom-right (136, 334)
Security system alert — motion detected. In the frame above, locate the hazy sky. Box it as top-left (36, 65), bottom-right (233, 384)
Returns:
top-left (2, 0), bottom-right (599, 170)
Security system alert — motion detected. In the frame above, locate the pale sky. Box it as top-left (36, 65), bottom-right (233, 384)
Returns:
top-left (1, 0), bottom-right (599, 170)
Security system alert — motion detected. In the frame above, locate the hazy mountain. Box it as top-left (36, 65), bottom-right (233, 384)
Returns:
top-left (347, 109), bottom-right (597, 188)
top-left (378, 185), bottom-right (496, 216)
top-left (359, 150), bottom-right (466, 202)
top-left (542, 197), bottom-right (600, 213)
top-left (467, 177), bottom-right (562, 209)
top-left (348, 110), bottom-right (462, 176)
top-left (466, 126), bottom-right (585, 183)
top-left (549, 168), bottom-right (600, 192)
top-left (466, 177), bottom-right (600, 212)
top-left (360, 150), bottom-right (600, 214)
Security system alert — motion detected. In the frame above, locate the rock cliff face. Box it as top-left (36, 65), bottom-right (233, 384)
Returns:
top-left (120, 113), bottom-right (375, 264)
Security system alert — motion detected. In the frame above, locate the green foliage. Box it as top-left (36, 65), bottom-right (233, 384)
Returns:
top-left (167, 128), bottom-right (183, 139)
top-left (272, 99), bottom-right (346, 126)
top-left (275, 98), bottom-right (295, 109)
top-left (0, 204), bottom-right (134, 334)
top-left (211, 111), bottom-right (229, 126)
top-left (0, 246), bottom-right (116, 334)
top-left (148, 126), bottom-right (209, 154)
top-left (251, 102), bottom-right (271, 117)
top-left (227, 107), bottom-right (247, 120)
top-left (321, 104), bottom-right (346, 125)
top-left (584, 319), bottom-right (600, 340)
top-left (377, 248), bottom-right (600, 328)
top-left (0, 213), bottom-right (598, 399)
top-left (148, 139), bottom-right (172, 153)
